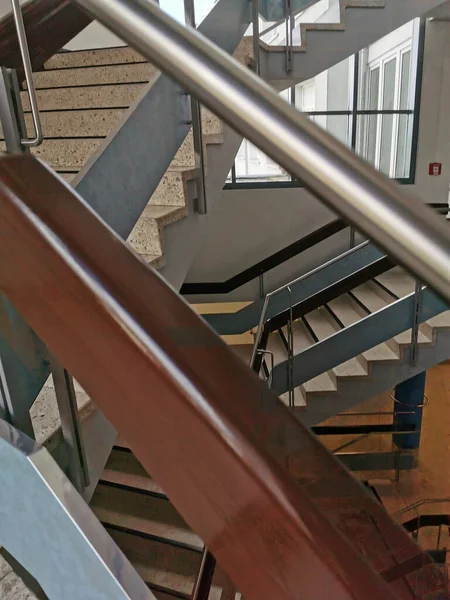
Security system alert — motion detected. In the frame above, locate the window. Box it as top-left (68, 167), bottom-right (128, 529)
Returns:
top-left (226, 19), bottom-right (422, 188)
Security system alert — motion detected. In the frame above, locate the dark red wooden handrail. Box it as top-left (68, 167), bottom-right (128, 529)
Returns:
top-left (0, 154), bottom-right (442, 600)
top-left (0, 0), bottom-right (92, 77)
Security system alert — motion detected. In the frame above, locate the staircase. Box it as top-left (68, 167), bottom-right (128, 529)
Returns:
top-left (1, 46), bottom-right (223, 270)
top-left (257, 0), bottom-right (449, 86)
top-left (234, 266), bottom-right (450, 426)
top-left (91, 443), bottom-right (224, 600)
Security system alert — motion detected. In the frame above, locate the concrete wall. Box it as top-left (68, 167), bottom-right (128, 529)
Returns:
top-left (186, 19), bottom-right (450, 302)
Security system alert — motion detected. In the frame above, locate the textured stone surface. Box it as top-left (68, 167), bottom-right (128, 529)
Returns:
top-left (30, 375), bottom-right (91, 444)
top-left (31, 139), bottom-right (103, 170)
top-left (0, 571), bottom-right (37, 600)
top-left (23, 109), bottom-right (125, 138)
top-left (21, 84), bottom-right (146, 112)
top-left (45, 47), bottom-right (146, 70)
top-left (32, 63), bottom-right (158, 89)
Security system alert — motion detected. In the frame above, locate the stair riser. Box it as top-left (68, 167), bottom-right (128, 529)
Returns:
top-left (45, 47), bottom-right (147, 70)
top-left (30, 63), bottom-right (159, 89)
top-left (21, 85), bottom-right (146, 111)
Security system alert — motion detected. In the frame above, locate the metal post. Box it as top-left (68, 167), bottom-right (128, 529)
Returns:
top-left (51, 357), bottom-right (90, 493)
top-left (410, 280), bottom-right (422, 366)
top-left (184, 0), bottom-right (207, 215)
top-left (349, 53), bottom-right (359, 249)
top-left (285, 0), bottom-right (293, 73)
top-left (259, 271), bottom-right (264, 299)
top-left (252, 0), bottom-right (260, 76)
top-left (0, 67), bottom-right (24, 153)
top-left (192, 549), bottom-right (216, 600)
top-left (9, 0), bottom-right (43, 147)
top-left (287, 285), bottom-right (294, 407)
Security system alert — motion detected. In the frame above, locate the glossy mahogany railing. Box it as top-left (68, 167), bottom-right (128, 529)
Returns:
top-left (0, 154), bottom-right (444, 600)
top-left (0, 0), bottom-right (92, 77)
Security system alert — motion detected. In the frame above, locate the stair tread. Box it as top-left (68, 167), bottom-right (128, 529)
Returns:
top-left (45, 47), bottom-right (146, 70)
top-left (102, 448), bottom-right (165, 496)
top-left (91, 482), bottom-right (203, 549)
top-left (304, 371), bottom-right (337, 393)
top-left (349, 281), bottom-right (392, 313)
top-left (375, 268), bottom-right (416, 298)
top-left (427, 310), bottom-right (450, 328)
top-left (284, 320), bottom-right (315, 354)
top-left (106, 527), bottom-right (201, 596)
top-left (307, 303), bottom-right (366, 377)
top-left (394, 329), bottom-right (433, 345)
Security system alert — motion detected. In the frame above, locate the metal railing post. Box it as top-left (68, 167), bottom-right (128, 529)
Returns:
top-left (252, 0), bottom-right (260, 76)
top-left (285, 0), bottom-right (293, 73)
top-left (287, 285), bottom-right (294, 407)
top-left (410, 280), bottom-right (423, 366)
top-left (9, 0), bottom-right (43, 147)
top-left (0, 67), bottom-right (24, 153)
top-left (192, 549), bottom-right (216, 600)
top-left (184, 0), bottom-right (207, 215)
top-left (51, 357), bottom-right (90, 493)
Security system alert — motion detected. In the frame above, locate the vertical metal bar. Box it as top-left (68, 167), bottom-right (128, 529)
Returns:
top-left (51, 357), bottom-right (90, 492)
top-left (184, 0), bottom-right (207, 215)
top-left (437, 524), bottom-right (442, 550)
top-left (349, 53), bottom-right (360, 249)
top-left (408, 17), bottom-right (426, 184)
top-left (231, 163), bottom-right (237, 185)
top-left (9, 0), bottom-right (43, 147)
top-left (252, 0), bottom-right (260, 76)
top-left (192, 548), bottom-right (216, 600)
top-left (287, 285), bottom-right (294, 407)
top-left (259, 271), bottom-right (264, 299)
top-left (410, 280), bottom-right (422, 366)
top-left (0, 68), bottom-right (23, 153)
top-left (285, 0), bottom-right (293, 73)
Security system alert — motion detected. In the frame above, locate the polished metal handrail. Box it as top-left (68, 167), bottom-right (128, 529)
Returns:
top-left (249, 238), bottom-right (370, 368)
top-left (9, 0), bottom-right (43, 147)
top-left (75, 0), bottom-right (450, 306)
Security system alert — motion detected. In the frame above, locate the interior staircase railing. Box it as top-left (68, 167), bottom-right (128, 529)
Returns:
top-left (0, 0), bottom-right (449, 597)
top-left (0, 150), bottom-right (445, 599)
top-left (74, 0), bottom-right (450, 304)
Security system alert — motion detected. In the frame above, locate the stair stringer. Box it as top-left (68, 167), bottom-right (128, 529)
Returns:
top-left (296, 325), bottom-right (450, 427)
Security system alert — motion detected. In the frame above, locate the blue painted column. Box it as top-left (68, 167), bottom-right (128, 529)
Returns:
top-left (393, 372), bottom-right (426, 450)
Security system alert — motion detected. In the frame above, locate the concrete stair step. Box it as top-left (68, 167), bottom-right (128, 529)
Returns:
top-left (375, 267), bottom-right (416, 299)
top-left (44, 47), bottom-right (147, 70)
top-left (91, 482), bottom-right (203, 550)
top-left (328, 292), bottom-right (400, 363)
top-left (128, 205), bottom-right (188, 257)
top-left (105, 525), bottom-right (202, 597)
top-left (304, 305), bottom-right (367, 378)
top-left (427, 310), bottom-right (450, 329)
top-left (102, 447), bottom-right (165, 496)
top-left (30, 62), bottom-right (159, 89)
top-left (21, 84), bottom-right (147, 111)
top-left (350, 280), bottom-right (393, 313)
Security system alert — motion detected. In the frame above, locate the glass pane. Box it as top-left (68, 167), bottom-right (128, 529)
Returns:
top-left (294, 57), bottom-right (352, 113)
top-left (395, 51), bottom-right (412, 177)
top-left (310, 115), bottom-right (351, 147)
top-left (379, 58), bottom-right (396, 175)
top-left (234, 139), bottom-right (290, 183)
top-left (395, 113), bottom-right (413, 179)
top-left (364, 67), bottom-right (380, 165)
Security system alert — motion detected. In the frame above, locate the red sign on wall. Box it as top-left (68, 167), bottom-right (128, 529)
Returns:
top-left (429, 162), bottom-right (442, 176)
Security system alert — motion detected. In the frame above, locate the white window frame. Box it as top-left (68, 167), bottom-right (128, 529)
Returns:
top-left (362, 39), bottom-right (413, 177)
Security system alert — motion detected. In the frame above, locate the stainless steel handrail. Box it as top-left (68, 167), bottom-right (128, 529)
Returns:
top-left (75, 0), bottom-right (450, 303)
top-left (9, 0), bottom-right (43, 147)
top-left (249, 238), bottom-right (370, 368)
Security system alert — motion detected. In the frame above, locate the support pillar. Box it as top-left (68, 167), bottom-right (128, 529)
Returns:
top-left (393, 372), bottom-right (426, 450)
